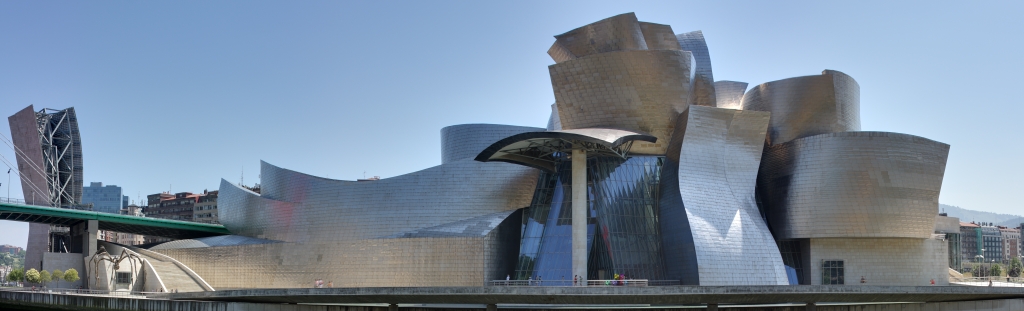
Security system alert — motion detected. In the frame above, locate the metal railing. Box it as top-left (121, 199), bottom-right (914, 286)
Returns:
top-left (0, 197), bottom-right (27, 205)
top-left (0, 287), bottom-right (165, 297)
top-left (489, 279), bottom-right (652, 287)
top-left (950, 277), bottom-right (1024, 287)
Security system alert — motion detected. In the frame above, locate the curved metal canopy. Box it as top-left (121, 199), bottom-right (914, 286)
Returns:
top-left (474, 128), bottom-right (656, 171)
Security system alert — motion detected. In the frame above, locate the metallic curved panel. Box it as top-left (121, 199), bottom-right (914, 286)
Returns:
top-left (474, 128), bottom-right (657, 171)
top-left (549, 13), bottom-right (647, 62)
top-left (546, 103), bottom-right (562, 131)
top-left (638, 22), bottom-right (681, 51)
top-left (660, 105), bottom-right (788, 285)
top-left (150, 235), bottom-right (279, 250)
top-left (222, 159), bottom-right (537, 243)
top-left (676, 31), bottom-right (715, 107)
top-left (550, 50), bottom-right (695, 155)
top-left (758, 132), bottom-right (950, 239)
top-left (740, 70), bottom-right (861, 145)
top-left (440, 124), bottom-right (543, 164)
top-left (547, 42), bottom-right (576, 64)
top-left (714, 81), bottom-right (748, 109)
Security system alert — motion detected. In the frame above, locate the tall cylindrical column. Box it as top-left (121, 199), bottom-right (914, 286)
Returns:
top-left (571, 148), bottom-right (587, 284)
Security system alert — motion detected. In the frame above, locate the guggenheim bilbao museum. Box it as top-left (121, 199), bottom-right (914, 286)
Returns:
top-left (122, 13), bottom-right (952, 289)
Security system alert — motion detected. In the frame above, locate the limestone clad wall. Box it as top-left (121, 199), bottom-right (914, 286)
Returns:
top-left (808, 238), bottom-right (949, 286)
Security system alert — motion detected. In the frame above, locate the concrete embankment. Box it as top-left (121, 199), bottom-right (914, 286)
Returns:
top-left (4, 289), bottom-right (1024, 311)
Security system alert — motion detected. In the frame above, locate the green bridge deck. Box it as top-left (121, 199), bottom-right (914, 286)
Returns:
top-left (0, 201), bottom-right (231, 239)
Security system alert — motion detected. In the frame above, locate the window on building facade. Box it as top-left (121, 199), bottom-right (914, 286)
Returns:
top-left (116, 272), bottom-right (131, 284)
top-left (822, 260), bottom-right (844, 285)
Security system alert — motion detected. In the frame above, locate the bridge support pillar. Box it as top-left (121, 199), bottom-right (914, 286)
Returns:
top-left (389, 303), bottom-right (398, 311)
top-left (486, 303), bottom-right (498, 311)
top-left (70, 220), bottom-right (98, 256)
top-left (805, 302), bottom-right (816, 311)
top-left (706, 303), bottom-right (718, 311)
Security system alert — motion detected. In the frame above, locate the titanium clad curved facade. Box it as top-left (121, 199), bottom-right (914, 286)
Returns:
top-left (440, 124), bottom-right (543, 164)
top-left (740, 70), bottom-right (861, 145)
top-left (659, 105), bottom-right (788, 285)
top-left (758, 132), bottom-right (950, 239)
top-left (714, 81), bottom-right (748, 109)
top-left (550, 13), bottom-right (647, 62)
top-left (676, 31), bottom-right (715, 107)
top-left (638, 22), bottom-right (681, 51)
top-left (546, 103), bottom-right (562, 131)
top-left (222, 160), bottom-right (537, 243)
top-left (550, 50), bottom-right (696, 155)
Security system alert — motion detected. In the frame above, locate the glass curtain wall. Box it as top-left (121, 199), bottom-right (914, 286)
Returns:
top-left (515, 155), bottom-right (666, 281)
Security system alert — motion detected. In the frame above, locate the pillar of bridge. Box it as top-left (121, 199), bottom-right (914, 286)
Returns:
top-left (70, 219), bottom-right (98, 256)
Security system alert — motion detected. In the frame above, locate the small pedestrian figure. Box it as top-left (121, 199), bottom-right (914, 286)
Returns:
top-left (860, 276), bottom-right (866, 284)
top-left (930, 279), bottom-right (935, 285)
top-left (328, 281), bottom-right (333, 288)
top-left (538, 275), bottom-right (542, 286)
top-left (527, 276), bottom-right (532, 286)
top-left (989, 280), bottom-right (993, 287)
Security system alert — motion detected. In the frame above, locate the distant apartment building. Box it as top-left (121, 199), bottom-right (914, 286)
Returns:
top-left (1001, 227), bottom-right (1020, 264)
top-left (145, 192), bottom-right (198, 221)
top-left (960, 222), bottom-right (979, 264)
top-left (81, 182), bottom-right (124, 214)
top-left (979, 225), bottom-right (1003, 264)
top-left (116, 204), bottom-right (146, 246)
top-left (0, 244), bottom-right (23, 255)
top-left (193, 190), bottom-right (218, 224)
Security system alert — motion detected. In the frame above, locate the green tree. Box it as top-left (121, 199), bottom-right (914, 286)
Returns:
top-left (7, 268), bottom-right (23, 283)
top-left (63, 268), bottom-right (79, 285)
top-left (990, 264), bottom-right (1004, 277)
top-left (51, 270), bottom-right (63, 287)
top-left (1009, 257), bottom-right (1023, 278)
top-left (24, 268), bottom-right (40, 284)
top-left (0, 253), bottom-right (12, 266)
top-left (39, 270), bottom-right (51, 286)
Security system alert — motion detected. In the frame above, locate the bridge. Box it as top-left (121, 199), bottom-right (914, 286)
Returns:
top-left (0, 198), bottom-right (230, 239)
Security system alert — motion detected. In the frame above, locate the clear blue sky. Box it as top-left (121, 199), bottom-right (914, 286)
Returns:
top-left (2, 1), bottom-right (1023, 248)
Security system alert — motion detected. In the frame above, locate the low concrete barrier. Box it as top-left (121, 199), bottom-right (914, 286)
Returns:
top-left (4, 286), bottom-right (1024, 311)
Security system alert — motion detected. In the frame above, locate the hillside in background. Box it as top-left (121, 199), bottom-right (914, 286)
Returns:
top-left (941, 204), bottom-right (1024, 227)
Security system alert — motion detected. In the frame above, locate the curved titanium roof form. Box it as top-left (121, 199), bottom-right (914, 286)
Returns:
top-left (676, 31), bottom-right (716, 107)
top-left (474, 128), bottom-right (657, 172)
top-left (740, 70), bottom-right (861, 145)
top-left (542, 13), bottom-right (703, 156)
top-left (219, 159), bottom-right (537, 243)
top-left (713, 80), bottom-right (748, 109)
top-left (758, 131), bottom-right (950, 239)
top-left (547, 13), bottom-right (648, 63)
top-left (150, 235), bottom-right (280, 250)
top-left (440, 124), bottom-right (544, 164)
top-left (549, 49), bottom-right (695, 155)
